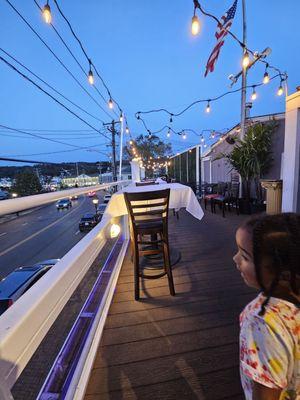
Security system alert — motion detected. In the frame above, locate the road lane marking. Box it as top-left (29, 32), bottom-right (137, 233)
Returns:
top-left (75, 230), bottom-right (80, 235)
top-left (0, 232), bottom-right (7, 237)
top-left (0, 197), bottom-right (86, 257)
top-left (22, 222), bottom-right (28, 226)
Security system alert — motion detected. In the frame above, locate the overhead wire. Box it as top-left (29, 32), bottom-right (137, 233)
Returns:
top-left (4, 0), bottom-right (112, 121)
top-left (0, 54), bottom-right (111, 140)
top-left (33, 0), bottom-right (116, 119)
top-left (0, 47), bottom-right (104, 124)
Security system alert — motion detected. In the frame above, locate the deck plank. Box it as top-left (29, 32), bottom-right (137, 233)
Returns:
top-left (84, 210), bottom-right (254, 399)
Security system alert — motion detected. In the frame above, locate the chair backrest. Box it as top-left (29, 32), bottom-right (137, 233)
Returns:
top-left (230, 182), bottom-right (240, 198)
top-left (124, 189), bottom-right (170, 230)
top-left (135, 181), bottom-right (158, 187)
top-left (217, 182), bottom-right (227, 195)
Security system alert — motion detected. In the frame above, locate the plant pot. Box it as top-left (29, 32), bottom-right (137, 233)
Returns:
top-left (238, 198), bottom-right (252, 215)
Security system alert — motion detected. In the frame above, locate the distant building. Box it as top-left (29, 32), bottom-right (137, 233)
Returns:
top-left (62, 174), bottom-right (99, 187)
top-left (100, 166), bottom-right (132, 183)
top-left (0, 177), bottom-right (13, 189)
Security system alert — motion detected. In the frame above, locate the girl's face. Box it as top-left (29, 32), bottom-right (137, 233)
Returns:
top-left (233, 227), bottom-right (260, 289)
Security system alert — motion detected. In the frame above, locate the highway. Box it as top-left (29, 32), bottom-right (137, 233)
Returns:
top-left (0, 191), bottom-right (106, 280)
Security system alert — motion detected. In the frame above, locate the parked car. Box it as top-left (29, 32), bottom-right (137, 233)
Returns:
top-left (79, 213), bottom-right (99, 232)
top-left (0, 190), bottom-right (9, 200)
top-left (0, 259), bottom-right (60, 316)
top-left (88, 191), bottom-right (96, 198)
top-left (70, 194), bottom-right (78, 201)
top-left (103, 194), bottom-right (112, 204)
top-left (96, 203), bottom-right (107, 218)
top-left (56, 198), bottom-right (72, 209)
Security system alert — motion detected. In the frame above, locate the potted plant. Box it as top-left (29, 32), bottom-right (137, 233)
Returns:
top-left (215, 122), bottom-right (276, 214)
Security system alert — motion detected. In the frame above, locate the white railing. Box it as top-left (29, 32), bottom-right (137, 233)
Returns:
top-left (0, 180), bottom-right (129, 217)
top-left (0, 184), bottom-right (130, 399)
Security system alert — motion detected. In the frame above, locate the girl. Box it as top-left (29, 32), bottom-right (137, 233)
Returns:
top-left (233, 213), bottom-right (300, 400)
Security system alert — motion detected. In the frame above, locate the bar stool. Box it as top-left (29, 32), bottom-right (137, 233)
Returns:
top-left (124, 189), bottom-right (175, 300)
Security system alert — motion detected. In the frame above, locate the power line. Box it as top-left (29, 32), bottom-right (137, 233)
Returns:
top-left (0, 125), bottom-right (110, 154)
top-left (0, 54), bottom-right (111, 140)
top-left (33, 0), bottom-right (116, 119)
top-left (0, 132), bottom-right (107, 140)
top-left (52, 0), bottom-right (122, 115)
top-left (4, 0), bottom-right (113, 120)
top-left (0, 47), bottom-right (104, 124)
top-left (2, 146), bottom-right (109, 157)
top-left (0, 157), bottom-right (57, 164)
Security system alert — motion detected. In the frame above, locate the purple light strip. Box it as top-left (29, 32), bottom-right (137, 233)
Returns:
top-left (37, 234), bottom-right (124, 399)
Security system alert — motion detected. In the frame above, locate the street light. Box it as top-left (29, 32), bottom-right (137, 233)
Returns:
top-left (92, 197), bottom-right (99, 213)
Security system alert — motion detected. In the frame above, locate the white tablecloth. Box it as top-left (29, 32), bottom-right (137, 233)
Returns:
top-left (103, 183), bottom-right (204, 221)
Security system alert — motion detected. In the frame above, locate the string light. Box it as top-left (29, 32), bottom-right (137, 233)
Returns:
top-left (191, 6), bottom-right (200, 36)
top-left (263, 64), bottom-right (270, 84)
top-left (108, 98), bottom-right (114, 109)
top-left (125, 125), bottom-right (130, 134)
top-left (88, 60), bottom-right (94, 85)
top-left (167, 128), bottom-right (171, 138)
top-left (170, 114), bottom-right (173, 123)
top-left (119, 112), bottom-right (123, 122)
top-left (242, 51), bottom-right (250, 69)
top-left (206, 100), bottom-right (211, 113)
top-left (277, 82), bottom-right (284, 96)
top-left (129, 140), bottom-right (133, 145)
top-left (251, 86), bottom-right (257, 101)
top-left (42, 1), bottom-right (52, 24)
top-left (182, 132), bottom-right (187, 140)
top-left (201, 135), bottom-right (205, 142)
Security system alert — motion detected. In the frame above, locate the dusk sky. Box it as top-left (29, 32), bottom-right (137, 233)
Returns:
top-left (0, 0), bottom-right (299, 167)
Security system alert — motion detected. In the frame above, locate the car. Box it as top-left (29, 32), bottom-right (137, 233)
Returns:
top-left (0, 259), bottom-right (60, 316)
top-left (79, 213), bottom-right (99, 232)
top-left (88, 191), bottom-right (96, 198)
top-left (0, 190), bottom-right (9, 200)
top-left (69, 194), bottom-right (78, 201)
top-left (96, 203), bottom-right (107, 218)
top-left (103, 194), bottom-right (112, 204)
top-left (56, 198), bottom-right (72, 209)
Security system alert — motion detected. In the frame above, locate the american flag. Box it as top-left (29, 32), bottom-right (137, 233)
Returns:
top-left (204, 0), bottom-right (238, 77)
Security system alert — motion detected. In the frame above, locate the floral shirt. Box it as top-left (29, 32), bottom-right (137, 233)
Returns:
top-left (240, 293), bottom-right (300, 400)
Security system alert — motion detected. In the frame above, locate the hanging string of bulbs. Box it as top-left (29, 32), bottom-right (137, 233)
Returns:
top-left (135, 73), bottom-right (284, 145)
top-left (40, 0), bottom-right (132, 133)
top-left (191, 0), bottom-right (285, 81)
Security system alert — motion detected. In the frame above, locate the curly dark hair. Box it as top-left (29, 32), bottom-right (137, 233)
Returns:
top-left (241, 213), bottom-right (300, 315)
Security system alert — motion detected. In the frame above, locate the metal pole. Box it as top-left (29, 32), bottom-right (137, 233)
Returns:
top-left (111, 120), bottom-right (117, 182)
top-left (240, 0), bottom-right (247, 141)
top-left (119, 114), bottom-right (124, 180)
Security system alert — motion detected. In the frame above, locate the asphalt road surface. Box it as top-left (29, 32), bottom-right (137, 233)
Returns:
top-left (0, 191), bottom-right (106, 280)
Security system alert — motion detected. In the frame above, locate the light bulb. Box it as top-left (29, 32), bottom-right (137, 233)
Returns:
top-left (129, 140), bottom-right (133, 145)
top-left (169, 115), bottom-right (173, 123)
top-left (125, 126), bottom-right (129, 134)
top-left (191, 15), bottom-right (200, 36)
top-left (251, 87), bottom-right (257, 101)
top-left (110, 224), bottom-right (121, 238)
top-left (263, 71), bottom-right (270, 84)
top-left (206, 101), bottom-right (211, 113)
top-left (88, 69), bottom-right (94, 85)
top-left (277, 84), bottom-right (284, 96)
top-left (167, 130), bottom-right (170, 138)
top-left (42, 3), bottom-right (52, 24)
top-left (119, 113), bottom-right (123, 122)
top-left (182, 132), bottom-right (187, 139)
top-left (242, 51), bottom-right (250, 68)
top-left (108, 98), bottom-right (113, 109)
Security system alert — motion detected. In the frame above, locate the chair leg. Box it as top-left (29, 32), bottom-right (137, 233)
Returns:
top-left (222, 201), bottom-right (225, 218)
top-left (133, 244), bottom-right (140, 301)
top-left (210, 199), bottom-right (214, 213)
top-left (204, 198), bottom-right (207, 210)
top-left (163, 240), bottom-right (175, 296)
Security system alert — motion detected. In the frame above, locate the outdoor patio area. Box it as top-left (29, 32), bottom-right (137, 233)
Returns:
top-left (84, 209), bottom-right (255, 400)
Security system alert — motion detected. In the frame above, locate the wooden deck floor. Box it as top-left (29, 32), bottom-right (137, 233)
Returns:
top-left (85, 209), bottom-right (255, 400)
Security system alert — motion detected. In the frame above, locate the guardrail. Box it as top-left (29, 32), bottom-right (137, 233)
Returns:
top-left (0, 183), bottom-right (130, 399)
top-left (0, 180), bottom-right (129, 217)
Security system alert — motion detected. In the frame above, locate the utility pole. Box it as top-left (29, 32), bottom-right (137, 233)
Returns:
top-left (240, 0), bottom-right (247, 141)
top-left (103, 120), bottom-right (120, 183)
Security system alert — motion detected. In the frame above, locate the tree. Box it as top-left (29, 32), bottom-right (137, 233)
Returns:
top-left (124, 134), bottom-right (172, 177)
top-left (215, 122), bottom-right (276, 202)
top-left (13, 171), bottom-right (42, 196)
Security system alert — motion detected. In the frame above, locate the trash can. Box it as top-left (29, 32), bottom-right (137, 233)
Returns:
top-left (260, 180), bottom-right (283, 214)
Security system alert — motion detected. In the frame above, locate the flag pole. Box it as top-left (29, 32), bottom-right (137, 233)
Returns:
top-left (240, 0), bottom-right (247, 140)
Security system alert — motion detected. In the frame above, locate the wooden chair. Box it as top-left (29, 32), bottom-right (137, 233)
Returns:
top-left (213, 182), bottom-right (240, 217)
top-left (203, 182), bottom-right (226, 212)
top-left (124, 189), bottom-right (175, 300)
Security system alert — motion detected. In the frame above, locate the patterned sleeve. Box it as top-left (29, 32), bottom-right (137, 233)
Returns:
top-left (240, 312), bottom-right (293, 389)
